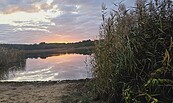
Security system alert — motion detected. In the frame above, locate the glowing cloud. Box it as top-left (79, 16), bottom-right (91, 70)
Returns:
top-left (0, 3), bottom-right (61, 32)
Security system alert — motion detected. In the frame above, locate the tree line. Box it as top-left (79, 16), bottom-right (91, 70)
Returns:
top-left (0, 40), bottom-right (95, 50)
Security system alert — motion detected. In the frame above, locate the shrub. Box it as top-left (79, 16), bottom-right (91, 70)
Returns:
top-left (92, 0), bottom-right (173, 102)
top-left (0, 47), bottom-right (21, 66)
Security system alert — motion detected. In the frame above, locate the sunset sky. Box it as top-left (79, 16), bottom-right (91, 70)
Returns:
top-left (0, 0), bottom-right (135, 44)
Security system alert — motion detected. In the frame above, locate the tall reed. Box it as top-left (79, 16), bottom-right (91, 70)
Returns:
top-left (92, 0), bottom-right (173, 102)
top-left (0, 47), bottom-right (21, 66)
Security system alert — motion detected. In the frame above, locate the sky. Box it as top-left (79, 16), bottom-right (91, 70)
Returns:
top-left (0, 0), bottom-right (135, 44)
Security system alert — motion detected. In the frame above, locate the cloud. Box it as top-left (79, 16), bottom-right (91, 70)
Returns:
top-left (0, 0), bottom-right (60, 33)
top-left (0, 0), bottom-right (54, 14)
top-left (0, 0), bottom-right (136, 44)
top-left (50, 0), bottom-right (106, 38)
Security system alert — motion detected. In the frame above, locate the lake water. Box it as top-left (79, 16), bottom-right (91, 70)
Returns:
top-left (0, 53), bottom-right (92, 81)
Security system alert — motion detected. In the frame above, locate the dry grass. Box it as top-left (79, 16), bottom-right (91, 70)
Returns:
top-left (0, 47), bottom-right (21, 66)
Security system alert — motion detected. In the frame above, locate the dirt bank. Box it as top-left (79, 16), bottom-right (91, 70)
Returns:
top-left (0, 79), bottom-right (88, 103)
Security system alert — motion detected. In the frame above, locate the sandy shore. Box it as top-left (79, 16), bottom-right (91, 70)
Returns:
top-left (0, 80), bottom-right (88, 103)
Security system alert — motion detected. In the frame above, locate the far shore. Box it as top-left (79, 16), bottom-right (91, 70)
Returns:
top-left (23, 46), bottom-right (94, 54)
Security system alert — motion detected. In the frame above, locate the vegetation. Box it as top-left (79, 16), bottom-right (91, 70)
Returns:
top-left (0, 47), bottom-right (22, 66)
top-left (0, 40), bottom-right (94, 51)
top-left (0, 47), bottom-right (25, 79)
top-left (92, 0), bottom-right (173, 103)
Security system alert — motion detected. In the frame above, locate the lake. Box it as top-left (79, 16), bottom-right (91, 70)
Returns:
top-left (0, 53), bottom-right (92, 81)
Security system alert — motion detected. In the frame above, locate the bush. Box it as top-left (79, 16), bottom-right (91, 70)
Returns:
top-left (0, 47), bottom-right (21, 66)
top-left (92, 0), bottom-right (173, 102)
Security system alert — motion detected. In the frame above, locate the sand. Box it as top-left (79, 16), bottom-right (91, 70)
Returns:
top-left (0, 80), bottom-right (86, 103)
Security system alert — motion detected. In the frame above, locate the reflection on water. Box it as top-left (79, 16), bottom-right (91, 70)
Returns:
top-left (0, 53), bottom-right (92, 81)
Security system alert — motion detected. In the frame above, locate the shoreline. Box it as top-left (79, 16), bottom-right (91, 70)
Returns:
top-left (0, 78), bottom-right (91, 83)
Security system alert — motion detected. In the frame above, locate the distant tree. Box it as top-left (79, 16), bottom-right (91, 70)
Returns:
top-left (39, 42), bottom-right (46, 45)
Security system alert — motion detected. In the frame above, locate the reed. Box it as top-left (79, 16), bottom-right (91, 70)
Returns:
top-left (0, 47), bottom-right (21, 67)
top-left (92, 0), bottom-right (173, 102)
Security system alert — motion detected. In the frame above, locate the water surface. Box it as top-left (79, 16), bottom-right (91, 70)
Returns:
top-left (0, 53), bottom-right (92, 81)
